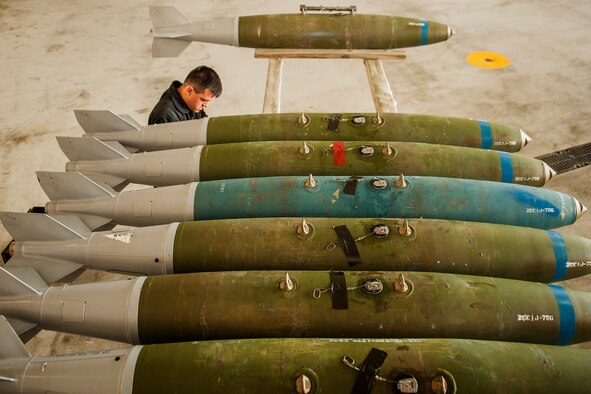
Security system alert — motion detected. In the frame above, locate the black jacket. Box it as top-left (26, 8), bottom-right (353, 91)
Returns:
top-left (148, 81), bottom-right (207, 125)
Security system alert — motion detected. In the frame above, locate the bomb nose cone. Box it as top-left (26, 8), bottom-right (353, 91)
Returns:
top-left (520, 129), bottom-right (533, 147)
top-left (447, 26), bottom-right (454, 39)
top-left (542, 162), bottom-right (557, 184)
top-left (575, 198), bottom-right (588, 220)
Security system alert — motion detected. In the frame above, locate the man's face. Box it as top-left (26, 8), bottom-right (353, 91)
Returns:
top-left (185, 87), bottom-right (215, 112)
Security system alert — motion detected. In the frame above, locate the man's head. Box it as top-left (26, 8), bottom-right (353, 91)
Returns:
top-left (178, 66), bottom-right (222, 113)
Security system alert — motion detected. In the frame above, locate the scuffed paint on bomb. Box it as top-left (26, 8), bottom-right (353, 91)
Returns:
top-left (135, 270), bottom-right (591, 345)
top-left (39, 173), bottom-right (586, 229)
top-left (191, 175), bottom-right (581, 229)
top-left (131, 338), bottom-right (591, 393)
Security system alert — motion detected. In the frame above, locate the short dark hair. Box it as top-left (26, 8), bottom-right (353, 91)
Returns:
top-left (184, 66), bottom-right (222, 97)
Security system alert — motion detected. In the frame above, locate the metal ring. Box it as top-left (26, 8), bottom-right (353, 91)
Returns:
top-left (326, 242), bottom-right (338, 251)
top-left (342, 355), bottom-right (359, 370)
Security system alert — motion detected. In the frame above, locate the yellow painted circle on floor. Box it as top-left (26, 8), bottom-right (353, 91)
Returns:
top-left (467, 51), bottom-right (510, 69)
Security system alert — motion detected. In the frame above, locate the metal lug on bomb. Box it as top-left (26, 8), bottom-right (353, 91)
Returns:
top-left (279, 272), bottom-right (294, 292)
top-left (394, 273), bottom-right (410, 294)
top-left (299, 141), bottom-right (311, 156)
top-left (398, 220), bottom-right (412, 237)
top-left (395, 173), bottom-right (407, 188)
top-left (294, 373), bottom-right (313, 394)
top-left (297, 113), bottom-right (309, 125)
top-left (373, 112), bottom-right (383, 124)
top-left (297, 219), bottom-right (311, 236)
top-left (382, 142), bottom-right (393, 156)
top-left (431, 375), bottom-right (449, 394)
top-left (304, 174), bottom-right (317, 189)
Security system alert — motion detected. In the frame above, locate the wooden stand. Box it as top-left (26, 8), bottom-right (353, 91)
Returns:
top-left (255, 49), bottom-right (406, 114)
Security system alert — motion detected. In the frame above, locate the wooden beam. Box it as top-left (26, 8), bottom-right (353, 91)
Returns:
top-left (363, 59), bottom-right (397, 113)
top-left (262, 58), bottom-right (283, 114)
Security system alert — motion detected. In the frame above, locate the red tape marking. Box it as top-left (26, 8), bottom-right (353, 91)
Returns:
top-left (333, 141), bottom-right (346, 166)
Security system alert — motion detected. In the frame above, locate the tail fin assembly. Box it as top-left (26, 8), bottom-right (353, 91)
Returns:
top-left (148, 6), bottom-right (193, 57)
top-left (0, 211), bottom-right (88, 286)
top-left (57, 136), bottom-right (130, 162)
top-left (36, 171), bottom-right (120, 230)
top-left (56, 135), bottom-right (136, 191)
top-left (74, 109), bottom-right (140, 134)
top-left (0, 212), bottom-right (93, 342)
top-left (0, 211), bottom-right (89, 283)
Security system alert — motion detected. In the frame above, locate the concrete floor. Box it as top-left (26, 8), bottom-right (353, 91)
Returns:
top-left (0, 0), bottom-right (590, 357)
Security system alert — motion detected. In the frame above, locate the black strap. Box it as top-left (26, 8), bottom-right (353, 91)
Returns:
top-left (330, 271), bottom-right (349, 309)
top-left (350, 348), bottom-right (389, 394)
top-left (343, 176), bottom-right (363, 195)
top-left (333, 225), bottom-right (362, 266)
top-left (327, 114), bottom-right (342, 131)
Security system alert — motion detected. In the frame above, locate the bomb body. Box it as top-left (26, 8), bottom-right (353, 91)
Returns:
top-left (3, 214), bottom-right (591, 282)
top-left (39, 173), bottom-right (586, 229)
top-left (76, 110), bottom-right (531, 152)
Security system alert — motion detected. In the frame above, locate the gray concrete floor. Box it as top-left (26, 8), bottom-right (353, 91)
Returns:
top-left (0, 0), bottom-right (590, 356)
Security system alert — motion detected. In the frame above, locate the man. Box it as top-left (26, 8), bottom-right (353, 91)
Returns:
top-left (148, 66), bottom-right (222, 125)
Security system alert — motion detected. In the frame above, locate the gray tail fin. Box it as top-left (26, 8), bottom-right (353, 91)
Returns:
top-left (0, 219), bottom-right (89, 342)
top-left (118, 114), bottom-right (143, 130)
top-left (36, 171), bottom-right (120, 230)
top-left (36, 171), bottom-right (119, 201)
top-left (152, 37), bottom-right (192, 58)
top-left (74, 109), bottom-right (140, 134)
top-left (0, 315), bottom-right (30, 361)
top-left (0, 212), bottom-right (91, 242)
top-left (4, 256), bottom-right (84, 289)
top-left (0, 266), bottom-right (44, 297)
top-left (148, 6), bottom-right (193, 57)
top-left (0, 266), bottom-right (47, 344)
top-left (57, 136), bottom-right (131, 162)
